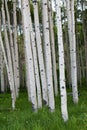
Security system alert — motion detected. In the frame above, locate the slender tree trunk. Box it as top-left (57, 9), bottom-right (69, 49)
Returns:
top-left (66, 0), bottom-right (78, 103)
top-left (27, 1), bottom-right (42, 108)
top-left (55, 0), bottom-right (68, 121)
top-left (41, 0), bottom-right (55, 111)
top-left (48, 0), bottom-right (58, 96)
top-left (32, 0), bottom-right (48, 106)
top-left (13, 0), bottom-right (20, 97)
top-left (21, 0), bottom-right (37, 111)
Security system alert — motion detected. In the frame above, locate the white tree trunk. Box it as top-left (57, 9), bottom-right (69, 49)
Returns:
top-left (21, 1), bottom-right (31, 102)
top-left (48, 0), bottom-right (58, 96)
top-left (32, 0), bottom-right (48, 106)
top-left (42, 0), bottom-right (55, 111)
top-left (27, 1), bottom-right (42, 108)
top-left (66, 0), bottom-right (78, 103)
top-left (55, 0), bottom-right (68, 121)
top-left (21, 0), bottom-right (37, 110)
top-left (13, 0), bottom-right (20, 97)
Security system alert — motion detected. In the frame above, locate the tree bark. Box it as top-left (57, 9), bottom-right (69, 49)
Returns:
top-left (66, 0), bottom-right (78, 104)
top-left (21, 0), bottom-right (37, 111)
top-left (41, 0), bottom-right (55, 111)
top-left (13, 0), bottom-right (20, 97)
top-left (32, 0), bottom-right (48, 106)
top-left (55, 0), bottom-right (68, 121)
top-left (48, 0), bottom-right (58, 96)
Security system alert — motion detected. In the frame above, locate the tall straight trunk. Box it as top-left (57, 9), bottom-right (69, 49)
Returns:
top-left (48, 0), bottom-right (58, 96)
top-left (66, 0), bottom-right (78, 103)
top-left (13, 0), bottom-right (20, 97)
top-left (41, 0), bottom-right (55, 111)
top-left (71, 0), bottom-right (78, 103)
top-left (55, 0), bottom-right (68, 121)
top-left (21, 0), bottom-right (37, 110)
top-left (26, 1), bottom-right (42, 108)
top-left (19, 0), bottom-right (30, 100)
top-left (32, 0), bottom-right (48, 105)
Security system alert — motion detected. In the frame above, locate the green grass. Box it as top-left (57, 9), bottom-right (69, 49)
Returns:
top-left (0, 87), bottom-right (87, 130)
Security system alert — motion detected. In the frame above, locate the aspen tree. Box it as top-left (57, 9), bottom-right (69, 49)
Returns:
top-left (32, 0), bottom-right (48, 106)
top-left (41, 0), bottom-right (55, 111)
top-left (66, 0), bottom-right (78, 103)
top-left (48, 0), bottom-right (58, 96)
top-left (13, 0), bottom-right (20, 97)
top-left (26, 0), bottom-right (42, 108)
top-left (20, 0), bottom-right (30, 100)
top-left (21, 0), bottom-right (37, 110)
top-left (55, 0), bottom-right (68, 121)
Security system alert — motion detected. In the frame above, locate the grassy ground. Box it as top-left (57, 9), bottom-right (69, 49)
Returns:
top-left (0, 87), bottom-right (87, 130)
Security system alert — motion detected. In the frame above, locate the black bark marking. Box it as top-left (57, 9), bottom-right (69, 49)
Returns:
top-left (43, 99), bottom-right (47, 105)
top-left (44, 3), bottom-right (47, 5)
top-left (62, 86), bottom-right (64, 89)
top-left (41, 69), bottom-right (43, 72)
top-left (46, 27), bottom-right (49, 30)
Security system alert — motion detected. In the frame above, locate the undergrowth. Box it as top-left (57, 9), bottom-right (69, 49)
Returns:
top-left (0, 87), bottom-right (87, 130)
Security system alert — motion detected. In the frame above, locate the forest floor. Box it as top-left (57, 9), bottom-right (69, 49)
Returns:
top-left (0, 87), bottom-right (87, 130)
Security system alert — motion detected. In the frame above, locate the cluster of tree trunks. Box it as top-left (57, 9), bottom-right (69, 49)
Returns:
top-left (0, 0), bottom-right (86, 121)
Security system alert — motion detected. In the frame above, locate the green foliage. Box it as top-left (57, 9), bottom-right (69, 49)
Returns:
top-left (0, 88), bottom-right (87, 130)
